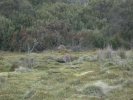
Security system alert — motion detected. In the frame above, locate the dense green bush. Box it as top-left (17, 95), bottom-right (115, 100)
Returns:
top-left (0, 16), bottom-right (14, 50)
top-left (0, 0), bottom-right (132, 51)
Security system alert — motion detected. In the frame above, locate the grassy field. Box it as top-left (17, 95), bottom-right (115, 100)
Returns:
top-left (0, 50), bottom-right (133, 100)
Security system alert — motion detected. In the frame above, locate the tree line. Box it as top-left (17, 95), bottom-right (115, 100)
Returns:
top-left (0, 0), bottom-right (133, 51)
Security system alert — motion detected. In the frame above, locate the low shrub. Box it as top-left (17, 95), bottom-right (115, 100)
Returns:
top-left (97, 45), bottom-right (114, 61)
top-left (82, 86), bottom-right (104, 97)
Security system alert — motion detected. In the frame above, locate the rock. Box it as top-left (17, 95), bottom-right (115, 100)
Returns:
top-left (56, 54), bottom-right (78, 63)
top-left (57, 45), bottom-right (66, 53)
top-left (58, 45), bottom-right (66, 50)
top-left (57, 45), bottom-right (72, 54)
top-left (56, 58), bottom-right (66, 63)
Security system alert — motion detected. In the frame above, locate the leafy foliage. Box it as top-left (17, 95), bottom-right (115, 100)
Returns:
top-left (0, 0), bottom-right (132, 51)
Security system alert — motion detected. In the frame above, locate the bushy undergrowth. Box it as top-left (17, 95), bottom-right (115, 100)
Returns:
top-left (82, 86), bottom-right (104, 97)
top-left (97, 45), bottom-right (114, 61)
top-left (0, 0), bottom-right (133, 51)
top-left (96, 46), bottom-right (133, 73)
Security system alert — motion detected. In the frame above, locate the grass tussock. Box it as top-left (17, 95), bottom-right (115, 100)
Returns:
top-left (0, 50), bottom-right (132, 100)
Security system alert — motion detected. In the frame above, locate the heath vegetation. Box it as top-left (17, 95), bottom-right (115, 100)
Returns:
top-left (0, 0), bottom-right (133, 100)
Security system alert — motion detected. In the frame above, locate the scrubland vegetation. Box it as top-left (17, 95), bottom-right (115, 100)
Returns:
top-left (0, 0), bottom-right (133, 100)
top-left (0, 0), bottom-right (133, 51)
top-left (0, 48), bottom-right (133, 100)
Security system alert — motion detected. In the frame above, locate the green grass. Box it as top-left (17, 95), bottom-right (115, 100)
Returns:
top-left (0, 50), bottom-right (133, 100)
